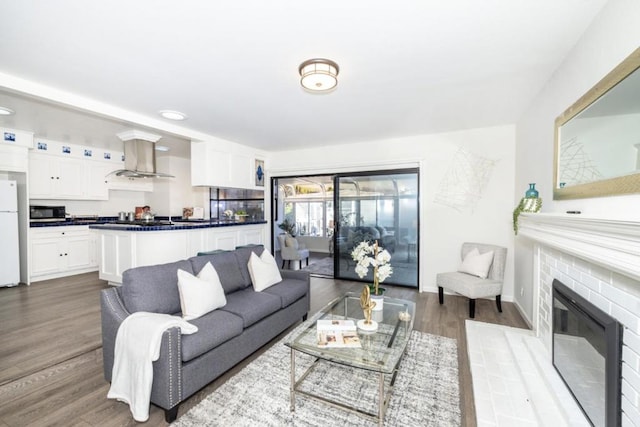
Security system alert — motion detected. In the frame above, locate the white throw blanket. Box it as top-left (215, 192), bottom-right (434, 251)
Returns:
top-left (107, 312), bottom-right (198, 422)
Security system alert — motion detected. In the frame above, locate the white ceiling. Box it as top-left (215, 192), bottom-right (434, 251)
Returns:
top-left (0, 0), bottom-right (608, 156)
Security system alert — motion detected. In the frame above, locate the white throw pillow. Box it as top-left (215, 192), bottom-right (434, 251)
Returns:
top-left (458, 248), bottom-right (494, 279)
top-left (285, 235), bottom-right (298, 249)
top-left (177, 262), bottom-right (227, 320)
top-left (248, 250), bottom-right (283, 292)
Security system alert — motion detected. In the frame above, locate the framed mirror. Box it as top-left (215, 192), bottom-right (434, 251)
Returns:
top-left (554, 47), bottom-right (640, 200)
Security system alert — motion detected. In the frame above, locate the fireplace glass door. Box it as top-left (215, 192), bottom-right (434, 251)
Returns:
top-left (552, 279), bottom-right (622, 427)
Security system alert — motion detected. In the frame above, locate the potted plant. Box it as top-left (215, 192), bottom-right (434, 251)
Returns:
top-left (278, 217), bottom-right (296, 236)
top-left (513, 196), bottom-right (542, 234)
top-left (235, 210), bottom-right (248, 222)
top-left (351, 240), bottom-right (393, 311)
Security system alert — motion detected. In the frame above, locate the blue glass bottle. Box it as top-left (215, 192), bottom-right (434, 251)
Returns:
top-left (525, 183), bottom-right (539, 198)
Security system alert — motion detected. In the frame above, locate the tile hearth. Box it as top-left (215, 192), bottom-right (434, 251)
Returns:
top-left (466, 320), bottom-right (588, 427)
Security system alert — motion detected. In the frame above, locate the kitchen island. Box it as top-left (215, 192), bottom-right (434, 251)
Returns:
top-left (89, 220), bottom-right (267, 285)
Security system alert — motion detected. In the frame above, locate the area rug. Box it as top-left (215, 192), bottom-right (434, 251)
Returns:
top-left (302, 257), bottom-right (334, 277)
top-left (173, 330), bottom-right (460, 426)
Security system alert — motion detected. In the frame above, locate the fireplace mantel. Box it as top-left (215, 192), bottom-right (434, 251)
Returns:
top-left (518, 213), bottom-right (640, 282)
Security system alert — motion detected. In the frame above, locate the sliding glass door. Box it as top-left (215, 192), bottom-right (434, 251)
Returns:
top-left (334, 169), bottom-right (419, 287)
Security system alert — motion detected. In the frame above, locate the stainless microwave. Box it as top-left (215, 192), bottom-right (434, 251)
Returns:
top-left (30, 205), bottom-right (66, 222)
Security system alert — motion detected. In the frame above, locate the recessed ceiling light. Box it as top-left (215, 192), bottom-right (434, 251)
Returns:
top-left (159, 110), bottom-right (187, 121)
top-left (0, 107), bottom-right (15, 116)
top-left (155, 145), bottom-right (170, 152)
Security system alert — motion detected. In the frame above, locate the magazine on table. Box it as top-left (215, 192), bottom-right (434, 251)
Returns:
top-left (316, 319), bottom-right (361, 348)
top-left (316, 319), bottom-right (357, 331)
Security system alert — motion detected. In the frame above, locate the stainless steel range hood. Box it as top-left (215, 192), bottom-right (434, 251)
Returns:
top-left (107, 130), bottom-right (174, 178)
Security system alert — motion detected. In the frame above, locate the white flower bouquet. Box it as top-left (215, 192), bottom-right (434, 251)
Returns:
top-left (351, 240), bottom-right (393, 295)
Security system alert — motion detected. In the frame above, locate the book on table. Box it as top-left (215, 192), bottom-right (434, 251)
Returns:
top-left (316, 319), bottom-right (358, 331)
top-left (316, 319), bottom-right (361, 348)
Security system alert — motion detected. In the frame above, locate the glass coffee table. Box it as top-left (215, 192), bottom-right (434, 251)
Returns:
top-left (285, 292), bottom-right (416, 426)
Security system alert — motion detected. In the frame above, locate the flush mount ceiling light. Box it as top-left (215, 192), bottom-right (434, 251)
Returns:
top-left (298, 58), bottom-right (339, 92)
top-left (159, 110), bottom-right (187, 121)
top-left (0, 106), bottom-right (15, 116)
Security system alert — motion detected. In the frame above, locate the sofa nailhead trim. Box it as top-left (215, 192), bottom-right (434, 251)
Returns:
top-left (168, 332), bottom-right (174, 406)
top-left (176, 332), bottom-right (182, 402)
top-left (105, 290), bottom-right (129, 322)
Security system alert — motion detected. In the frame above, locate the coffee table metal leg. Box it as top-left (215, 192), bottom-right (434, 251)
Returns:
top-left (290, 348), bottom-right (296, 412)
top-left (379, 372), bottom-right (384, 426)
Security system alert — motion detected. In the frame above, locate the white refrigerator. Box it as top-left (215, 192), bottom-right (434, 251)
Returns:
top-left (0, 180), bottom-right (20, 287)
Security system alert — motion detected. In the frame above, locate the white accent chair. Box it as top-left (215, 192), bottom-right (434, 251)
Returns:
top-left (436, 242), bottom-right (507, 318)
top-left (277, 234), bottom-right (309, 269)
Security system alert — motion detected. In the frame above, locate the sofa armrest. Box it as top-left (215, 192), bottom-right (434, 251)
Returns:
top-left (280, 269), bottom-right (311, 316)
top-left (100, 287), bottom-right (130, 382)
top-left (150, 327), bottom-right (183, 412)
top-left (280, 269), bottom-right (310, 283)
top-left (101, 288), bottom-right (183, 412)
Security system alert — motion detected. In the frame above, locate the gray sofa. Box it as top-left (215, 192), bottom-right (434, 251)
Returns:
top-left (100, 246), bottom-right (310, 422)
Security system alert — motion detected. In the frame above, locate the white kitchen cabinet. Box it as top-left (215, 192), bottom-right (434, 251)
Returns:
top-left (65, 233), bottom-right (92, 270)
top-left (85, 161), bottom-right (110, 200)
top-left (0, 145), bottom-right (29, 172)
top-left (56, 158), bottom-right (85, 198)
top-left (30, 226), bottom-right (97, 281)
top-left (30, 238), bottom-right (63, 276)
top-left (191, 142), bottom-right (231, 187)
top-left (29, 139), bottom-right (146, 198)
top-left (29, 154), bottom-right (56, 197)
top-left (230, 153), bottom-right (252, 189)
top-left (29, 153), bottom-right (84, 199)
top-left (29, 153), bottom-right (89, 199)
top-left (191, 140), bottom-right (263, 189)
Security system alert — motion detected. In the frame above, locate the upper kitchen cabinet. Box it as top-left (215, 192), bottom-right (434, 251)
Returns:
top-left (191, 138), bottom-right (266, 190)
top-left (29, 139), bottom-right (117, 200)
top-left (85, 161), bottom-right (112, 200)
top-left (29, 153), bottom-right (86, 199)
top-left (0, 128), bottom-right (33, 172)
top-left (29, 139), bottom-right (154, 199)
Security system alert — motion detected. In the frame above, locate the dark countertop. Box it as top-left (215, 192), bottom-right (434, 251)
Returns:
top-left (30, 217), bottom-right (119, 227)
top-left (31, 217), bottom-right (267, 231)
top-left (88, 219), bottom-right (267, 231)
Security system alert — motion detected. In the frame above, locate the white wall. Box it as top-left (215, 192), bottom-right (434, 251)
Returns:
top-left (270, 124), bottom-right (516, 298)
top-left (514, 0), bottom-right (640, 323)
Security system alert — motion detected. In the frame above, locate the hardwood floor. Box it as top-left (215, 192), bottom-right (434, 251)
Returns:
top-left (0, 272), bottom-right (528, 426)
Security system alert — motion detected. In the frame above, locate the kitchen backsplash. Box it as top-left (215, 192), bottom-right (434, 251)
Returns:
top-left (31, 193), bottom-right (147, 217)
top-left (32, 189), bottom-right (210, 218)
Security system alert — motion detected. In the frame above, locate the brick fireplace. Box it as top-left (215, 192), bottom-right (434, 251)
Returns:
top-left (519, 213), bottom-right (640, 426)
